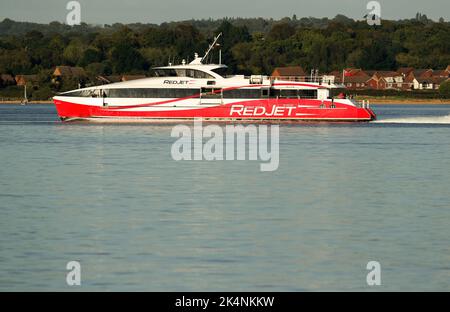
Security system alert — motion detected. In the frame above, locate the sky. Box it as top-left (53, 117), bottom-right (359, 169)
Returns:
top-left (1, 0), bottom-right (449, 25)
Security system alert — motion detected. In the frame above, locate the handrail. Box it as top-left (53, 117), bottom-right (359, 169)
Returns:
top-left (354, 99), bottom-right (370, 109)
top-left (222, 75), bottom-right (336, 85)
top-left (269, 76), bottom-right (324, 83)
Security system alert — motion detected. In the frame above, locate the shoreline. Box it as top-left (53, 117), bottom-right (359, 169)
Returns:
top-left (354, 97), bottom-right (450, 105)
top-left (1, 99), bottom-right (450, 105)
top-left (0, 100), bottom-right (53, 104)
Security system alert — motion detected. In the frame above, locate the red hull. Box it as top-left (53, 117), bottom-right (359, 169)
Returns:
top-left (53, 98), bottom-right (376, 122)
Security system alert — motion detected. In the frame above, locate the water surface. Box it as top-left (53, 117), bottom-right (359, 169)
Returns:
top-left (0, 104), bottom-right (449, 291)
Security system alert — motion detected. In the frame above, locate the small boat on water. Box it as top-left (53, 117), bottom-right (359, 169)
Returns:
top-left (21, 85), bottom-right (28, 105)
top-left (53, 35), bottom-right (376, 122)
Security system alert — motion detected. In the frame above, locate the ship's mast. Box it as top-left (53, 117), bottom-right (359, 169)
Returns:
top-left (201, 33), bottom-right (222, 64)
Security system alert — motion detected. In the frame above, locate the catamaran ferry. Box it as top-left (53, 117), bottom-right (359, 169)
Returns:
top-left (53, 35), bottom-right (376, 122)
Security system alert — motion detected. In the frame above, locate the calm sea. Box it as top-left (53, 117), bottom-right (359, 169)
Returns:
top-left (0, 104), bottom-right (449, 291)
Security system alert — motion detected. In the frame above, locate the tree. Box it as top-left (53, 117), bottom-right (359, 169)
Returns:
top-left (1, 16), bottom-right (450, 86)
top-left (173, 24), bottom-right (203, 58)
top-left (439, 80), bottom-right (450, 98)
top-left (0, 48), bottom-right (32, 74)
top-left (268, 23), bottom-right (296, 41)
top-left (63, 39), bottom-right (86, 65)
top-left (85, 62), bottom-right (108, 78)
top-left (110, 42), bottom-right (148, 73)
top-left (140, 47), bottom-right (176, 68)
top-left (215, 21), bottom-right (251, 72)
top-left (79, 48), bottom-right (103, 67)
top-left (31, 85), bottom-right (54, 100)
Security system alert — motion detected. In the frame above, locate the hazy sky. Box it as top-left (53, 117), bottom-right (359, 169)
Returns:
top-left (1, 0), bottom-right (449, 24)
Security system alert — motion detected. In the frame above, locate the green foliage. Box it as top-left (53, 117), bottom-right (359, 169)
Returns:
top-left (0, 85), bottom-right (23, 99)
top-left (215, 21), bottom-right (251, 72)
top-left (79, 49), bottom-right (103, 67)
top-left (31, 85), bottom-right (54, 100)
top-left (85, 62), bottom-right (111, 78)
top-left (439, 80), bottom-right (450, 98)
top-left (268, 23), bottom-right (296, 41)
top-left (0, 16), bottom-right (448, 79)
top-left (63, 38), bottom-right (87, 65)
top-left (110, 42), bottom-right (148, 74)
top-left (55, 76), bottom-right (82, 92)
top-left (0, 47), bottom-right (32, 74)
top-left (140, 47), bottom-right (176, 68)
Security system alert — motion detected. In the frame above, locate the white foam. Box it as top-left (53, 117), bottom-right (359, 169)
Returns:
top-left (373, 114), bottom-right (450, 124)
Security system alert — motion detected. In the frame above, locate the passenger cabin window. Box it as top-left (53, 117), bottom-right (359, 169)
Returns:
top-left (61, 87), bottom-right (318, 99)
top-left (222, 89), bottom-right (261, 99)
top-left (91, 89), bottom-right (103, 98)
top-left (62, 89), bottom-right (99, 97)
top-left (269, 89), bottom-right (317, 99)
top-left (97, 88), bottom-right (199, 98)
top-left (154, 69), bottom-right (178, 77)
top-left (201, 88), bottom-right (222, 98)
top-left (211, 68), bottom-right (227, 77)
top-left (189, 70), bottom-right (214, 79)
top-left (279, 89), bottom-right (298, 99)
top-left (154, 68), bottom-right (214, 79)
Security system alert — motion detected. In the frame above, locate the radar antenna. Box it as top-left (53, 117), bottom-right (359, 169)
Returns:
top-left (201, 33), bottom-right (222, 63)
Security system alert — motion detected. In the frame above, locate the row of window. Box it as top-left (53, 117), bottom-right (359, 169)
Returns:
top-left (62, 88), bottom-right (318, 99)
top-left (154, 69), bottom-right (215, 79)
top-left (199, 89), bottom-right (318, 99)
top-left (63, 88), bottom-right (198, 98)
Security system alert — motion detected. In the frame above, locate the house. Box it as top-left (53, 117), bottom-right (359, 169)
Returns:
top-left (413, 77), bottom-right (432, 90)
top-left (380, 71), bottom-right (404, 89)
top-left (432, 76), bottom-right (449, 89)
top-left (367, 71), bottom-right (404, 90)
top-left (15, 75), bottom-right (38, 86)
top-left (367, 75), bottom-right (388, 90)
top-left (432, 70), bottom-right (450, 78)
top-left (326, 68), bottom-right (370, 88)
top-left (342, 69), bottom-right (371, 89)
top-left (397, 67), bottom-right (414, 77)
top-left (53, 66), bottom-right (86, 79)
top-left (271, 66), bottom-right (306, 81)
top-left (52, 66), bottom-right (87, 88)
top-left (413, 76), bottom-right (448, 90)
top-left (321, 75), bottom-right (336, 85)
top-left (344, 76), bottom-right (370, 89)
top-left (327, 70), bottom-right (343, 84)
top-left (409, 69), bottom-right (434, 79)
top-left (397, 68), bottom-right (415, 89)
top-left (404, 69), bottom-right (434, 90)
top-left (0, 74), bottom-right (16, 86)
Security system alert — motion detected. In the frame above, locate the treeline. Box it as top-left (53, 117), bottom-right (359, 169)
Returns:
top-left (0, 14), bottom-right (449, 80)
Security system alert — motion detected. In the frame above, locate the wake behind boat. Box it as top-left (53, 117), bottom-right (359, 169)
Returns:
top-left (53, 34), bottom-right (376, 122)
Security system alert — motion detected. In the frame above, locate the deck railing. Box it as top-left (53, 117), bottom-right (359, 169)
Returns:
top-left (224, 75), bottom-right (337, 85)
top-left (269, 76), bottom-right (328, 83)
top-left (354, 99), bottom-right (371, 109)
